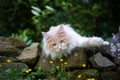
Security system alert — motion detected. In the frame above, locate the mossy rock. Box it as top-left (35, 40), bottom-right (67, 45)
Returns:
top-left (0, 36), bottom-right (25, 49)
top-left (71, 69), bottom-right (100, 80)
top-left (0, 62), bottom-right (28, 71)
top-left (0, 56), bottom-right (17, 63)
top-left (0, 36), bottom-right (26, 56)
top-left (37, 48), bottom-right (87, 71)
top-left (0, 40), bottom-right (20, 57)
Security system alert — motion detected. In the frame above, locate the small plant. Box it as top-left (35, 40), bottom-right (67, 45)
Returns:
top-left (0, 58), bottom-right (100, 80)
top-left (46, 59), bottom-right (73, 80)
top-left (0, 68), bottom-right (23, 80)
top-left (11, 29), bottom-right (33, 46)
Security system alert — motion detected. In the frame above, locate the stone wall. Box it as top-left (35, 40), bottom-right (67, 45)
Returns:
top-left (0, 30), bottom-right (120, 80)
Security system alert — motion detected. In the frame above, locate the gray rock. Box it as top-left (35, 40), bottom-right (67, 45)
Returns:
top-left (117, 66), bottom-right (120, 72)
top-left (0, 36), bottom-right (26, 57)
top-left (0, 40), bottom-right (20, 57)
top-left (106, 30), bottom-right (120, 64)
top-left (37, 48), bottom-right (87, 71)
top-left (0, 62), bottom-right (28, 70)
top-left (17, 42), bottom-right (41, 65)
top-left (0, 36), bottom-right (25, 49)
top-left (101, 71), bottom-right (120, 80)
top-left (71, 69), bottom-right (99, 79)
top-left (100, 40), bottom-right (120, 65)
top-left (89, 53), bottom-right (116, 70)
top-left (0, 56), bottom-right (17, 63)
top-left (110, 43), bottom-right (120, 64)
top-left (109, 30), bottom-right (120, 43)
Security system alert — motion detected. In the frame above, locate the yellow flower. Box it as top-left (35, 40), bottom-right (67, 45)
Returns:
top-left (28, 69), bottom-right (32, 71)
top-left (25, 70), bottom-right (29, 73)
top-left (87, 78), bottom-right (94, 80)
top-left (87, 79), bottom-right (91, 80)
top-left (56, 66), bottom-right (60, 69)
top-left (82, 63), bottom-right (86, 67)
top-left (6, 59), bottom-right (11, 63)
top-left (25, 69), bottom-right (32, 73)
top-left (60, 59), bottom-right (63, 62)
top-left (91, 78), bottom-right (95, 80)
top-left (38, 67), bottom-right (41, 70)
top-left (77, 74), bottom-right (82, 78)
top-left (0, 64), bottom-right (1, 67)
top-left (64, 62), bottom-right (68, 65)
top-left (32, 76), bottom-right (35, 78)
top-left (49, 60), bottom-right (53, 64)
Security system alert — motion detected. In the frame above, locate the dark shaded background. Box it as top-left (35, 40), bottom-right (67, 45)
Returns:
top-left (0, 0), bottom-right (119, 43)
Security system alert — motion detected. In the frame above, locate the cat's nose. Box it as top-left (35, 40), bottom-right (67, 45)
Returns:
top-left (58, 47), bottom-right (62, 50)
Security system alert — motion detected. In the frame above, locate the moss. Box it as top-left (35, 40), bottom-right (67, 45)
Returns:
top-left (0, 49), bottom-right (19, 57)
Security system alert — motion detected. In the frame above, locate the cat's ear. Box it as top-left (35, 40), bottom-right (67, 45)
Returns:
top-left (58, 26), bottom-right (65, 34)
top-left (41, 32), bottom-right (49, 39)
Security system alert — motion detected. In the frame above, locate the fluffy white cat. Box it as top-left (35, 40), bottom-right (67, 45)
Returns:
top-left (42, 24), bottom-right (109, 60)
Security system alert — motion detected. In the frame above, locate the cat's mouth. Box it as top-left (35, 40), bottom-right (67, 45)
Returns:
top-left (56, 49), bottom-right (66, 53)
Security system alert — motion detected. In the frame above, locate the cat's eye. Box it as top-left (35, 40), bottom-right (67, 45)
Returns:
top-left (60, 40), bottom-right (64, 43)
top-left (52, 43), bottom-right (56, 46)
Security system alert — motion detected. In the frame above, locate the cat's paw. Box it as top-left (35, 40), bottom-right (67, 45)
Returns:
top-left (91, 37), bottom-right (109, 46)
top-left (90, 37), bottom-right (103, 46)
top-left (103, 41), bottom-right (109, 45)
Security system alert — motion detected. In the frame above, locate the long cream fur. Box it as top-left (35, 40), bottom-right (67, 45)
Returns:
top-left (42, 24), bottom-right (109, 60)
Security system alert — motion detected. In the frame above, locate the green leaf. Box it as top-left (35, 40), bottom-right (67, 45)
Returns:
top-left (26, 40), bottom-right (32, 46)
top-left (86, 69), bottom-right (99, 76)
top-left (50, 67), bottom-right (56, 74)
top-left (31, 10), bottom-right (40, 16)
top-left (45, 6), bottom-right (54, 12)
top-left (42, 0), bottom-right (50, 5)
top-left (43, 9), bottom-right (53, 15)
top-left (43, 6), bottom-right (55, 15)
top-left (60, 77), bottom-right (67, 80)
top-left (92, 4), bottom-right (100, 10)
top-left (31, 6), bottom-right (41, 13)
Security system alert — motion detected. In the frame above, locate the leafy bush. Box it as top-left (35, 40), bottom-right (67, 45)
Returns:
top-left (11, 29), bottom-right (34, 46)
top-left (0, 0), bottom-right (120, 41)
top-left (0, 0), bottom-right (33, 36)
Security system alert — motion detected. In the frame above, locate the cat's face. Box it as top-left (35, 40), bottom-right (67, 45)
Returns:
top-left (42, 26), bottom-right (69, 53)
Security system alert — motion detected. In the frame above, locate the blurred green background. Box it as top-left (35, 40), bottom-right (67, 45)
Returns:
top-left (0, 0), bottom-right (119, 45)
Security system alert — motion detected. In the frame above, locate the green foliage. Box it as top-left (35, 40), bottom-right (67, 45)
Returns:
top-left (30, 0), bottom-right (118, 39)
top-left (0, 69), bottom-right (23, 80)
top-left (87, 69), bottom-right (99, 77)
top-left (0, 0), bottom-right (120, 41)
top-left (0, 63), bottom-right (100, 80)
top-left (0, 58), bottom-right (99, 80)
top-left (0, 0), bottom-right (33, 36)
top-left (50, 67), bottom-right (57, 74)
top-left (11, 29), bottom-right (33, 46)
